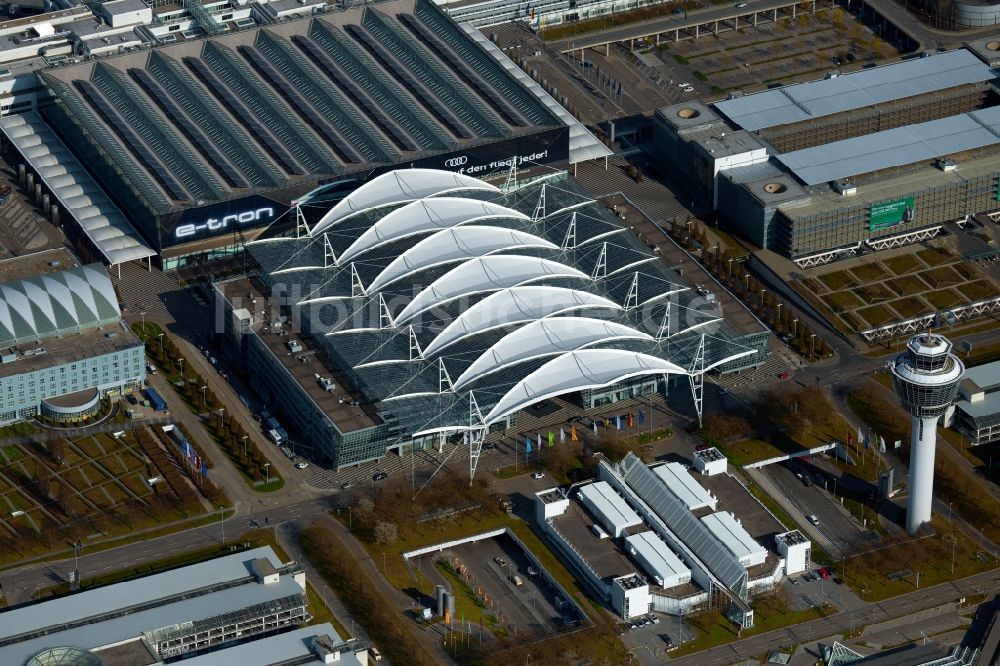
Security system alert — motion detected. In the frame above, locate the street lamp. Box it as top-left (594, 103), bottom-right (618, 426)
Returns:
top-left (264, 463), bottom-right (270, 485)
top-left (242, 435), bottom-right (248, 456)
top-left (178, 358), bottom-right (184, 378)
top-left (157, 333), bottom-right (164, 353)
top-left (200, 385), bottom-right (208, 408)
top-left (810, 334), bottom-right (816, 357)
top-left (220, 506), bottom-right (226, 545)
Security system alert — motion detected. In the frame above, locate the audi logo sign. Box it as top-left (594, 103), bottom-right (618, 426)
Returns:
top-left (444, 156), bottom-right (469, 167)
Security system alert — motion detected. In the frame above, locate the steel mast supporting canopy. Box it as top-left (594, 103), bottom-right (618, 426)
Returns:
top-left (310, 169), bottom-right (500, 235)
top-left (422, 286), bottom-right (621, 358)
top-left (484, 349), bottom-right (687, 424)
top-left (454, 317), bottom-right (654, 390)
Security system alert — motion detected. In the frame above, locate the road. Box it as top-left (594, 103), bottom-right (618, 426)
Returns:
top-left (667, 567), bottom-right (1000, 665)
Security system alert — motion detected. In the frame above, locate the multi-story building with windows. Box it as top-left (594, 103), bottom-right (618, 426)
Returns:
top-left (0, 253), bottom-right (144, 425)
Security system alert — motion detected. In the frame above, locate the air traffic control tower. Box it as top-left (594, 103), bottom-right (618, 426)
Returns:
top-left (890, 333), bottom-right (964, 534)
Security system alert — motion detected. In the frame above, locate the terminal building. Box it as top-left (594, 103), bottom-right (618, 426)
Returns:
top-left (654, 47), bottom-right (1000, 268)
top-left (432, 0), bottom-right (666, 28)
top-left (946, 359), bottom-right (1000, 445)
top-left (219, 168), bottom-right (769, 470)
top-left (0, 0), bottom-right (608, 270)
top-left (0, 250), bottom-right (144, 426)
top-left (0, 547), bottom-right (369, 666)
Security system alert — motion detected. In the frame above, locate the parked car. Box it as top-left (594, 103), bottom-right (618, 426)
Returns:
top-left (818, 567), bottom-right (831, 580)
top-left (372, 471), bottom-right (388, 482)
top-left (531, 472), bottom-right (546, 480)
top-left (807, 514), bottom-right (820, 526)
top-left (494, 557), bottom-right (507, 567)
top-left (370, 646), bottom-right (382, 661)
top-left (295, 462), bottom-right (309, 469)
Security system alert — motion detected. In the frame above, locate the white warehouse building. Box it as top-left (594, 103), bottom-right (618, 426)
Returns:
top-left (625, 531), bottom-right (691, 589)
top-left (702, 511), bottom-right (767, 568)
top-left (578, 481), bottom-right (643, 538)
top-left (653, 462), bottom-right (718, 511)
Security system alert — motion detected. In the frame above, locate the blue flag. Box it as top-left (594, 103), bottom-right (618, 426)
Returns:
top-left (864, 429), bottom-right (870, 449)
top-left (526, 437), bottom-right (533, 454)
top-left (638, 411), bottom-right (645, 425)
top-left (201, 462), bottom-right (208, 478)
top-left (616, 415), bottom-right (622, 431)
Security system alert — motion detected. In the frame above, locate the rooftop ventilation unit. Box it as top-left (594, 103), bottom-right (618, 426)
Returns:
top-left (832, 180), bottom-right (856, 196)
top-left (936, 159), bottom-right (958, 172)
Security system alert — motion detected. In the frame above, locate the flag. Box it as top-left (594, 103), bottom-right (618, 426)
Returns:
top-left (560, 428), bottom-right (566, 443)
top-left (462, 431), bottom-right (469, 446)
top-left (592, 422), bottom-right (598, 434)
top-left (857, 426), bottom-right (863, 449)
top-left (894, 439), bottom-right (902, 450)
top-left (879, 435), bottom-right (886, 453)
top-left (525, 436), bottom-right (533, 454)
top-left (537, 433), bottom-right (542, 449)
top-left (864, 429), bottom-right (870, 449)
top-left (616, 415), bottom-right (622, 431)
top-left (201, 462), bottom-right (208, 478)
top-left (638, 411), bottom-right (645, 425)
top-left (195, 455), bottom-right (200, 469)
top-left (604, 418), bottom-right (610, 428)
top-left (548, 431), bottom-right (554, 447)
top-left (571, 425), bottom-right (578, 442)
top-left (847, 432), bottom-right (853, 449)
top-left (627, 413), bottom-right (634, 428)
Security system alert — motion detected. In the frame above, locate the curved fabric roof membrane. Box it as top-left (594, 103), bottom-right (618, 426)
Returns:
top-left (365, 226), bottom-right (557, 293)
top-left (485, 349), bottom-right (687, 423)
top-left (310, 169), bottom-right (500, 235)
top-left (422, 286), bottom-right (620, 358)
top-left (0, 264), bottom-right (121, 347)
top-left (454, 317), bottom-right (653, 390)
top-left (395, 256), bottom-right (588, 324)
top-left (244, 169), bottom-right (765, 442)
top-left (338, 197), bottom-right (529, 265)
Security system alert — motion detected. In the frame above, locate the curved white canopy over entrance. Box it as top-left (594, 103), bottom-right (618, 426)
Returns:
top-left (422, 286), bottom-right (620, 358)
top-left (395, 256), bottom-right (588, 325)
top-left (484, 349), bottom-right (688, 424)
top-left (454, 317), bottom-right (653, 390)
top-left (365, 226), bottom-right (557, 294)
top-left (310, 169), bottom-right (500, 235)
top-left (337, 198), bottom-right (529, 265)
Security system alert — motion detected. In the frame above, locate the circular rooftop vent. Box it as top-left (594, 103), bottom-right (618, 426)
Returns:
top-left (677, 108), bottom-right (700, 119)
top-left (763, 182), bottom-right (787, 194)
top-left (26, 647), bottom-right (104, 666)
top-left (987, 41), bottom-right (1000, 51)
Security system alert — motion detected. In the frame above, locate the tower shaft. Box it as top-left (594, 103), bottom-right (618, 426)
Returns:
top-left (906, 416), bottom-right (937, 534)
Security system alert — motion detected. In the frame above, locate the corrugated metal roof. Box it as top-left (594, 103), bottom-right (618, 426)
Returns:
top-left (0, 547), bottom-right (282, 642)
top-left (624, 531), bottom-right (690, 585)
top-left (964, 359), bottom-right (1000, 391)
top-left (178, 623), bottom-right (368, 666)
top-left (578, 480), bottom-right (643, 533)
top-left (701, 511), bottom-right (766, 563)
top-left (714, 50), bottom-right (994, 131)
top-left (775, 106), bottom-right (1000, 185)
top-left (652, 462), bottom-right (716, 510)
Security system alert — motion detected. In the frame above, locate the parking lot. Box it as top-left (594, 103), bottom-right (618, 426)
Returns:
top-left (620, 610), bottom-right (695, 660)
top-left (432, 533), bottom-right (574, 640)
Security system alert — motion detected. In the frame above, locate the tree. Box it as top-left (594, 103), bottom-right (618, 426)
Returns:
top-left (373, 521), bottom-right (398, 545)
top-left (35, 463), bottom-right (53, 500)
top-left (48, 439), bottom-right (67, 466)
top-left (355, 498), bottom-right (375, 520)
top-left (58, 481), bottom-right (76, 517)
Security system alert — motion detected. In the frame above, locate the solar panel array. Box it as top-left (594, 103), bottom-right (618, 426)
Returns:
top-left (74, 80), bottom-right (189, 201)
top-left (184, 56), bottom-right (305, 176)
top-left (287, 36), bottom-right (418, 153)
top-left (398, 14), bottom-right (525, 127)
top-left (343, 25), bottom-right (473, 141)
top-left (129, 68), bottom-right (249, 189)
top-left (238, 45), bottom-right (362, 164)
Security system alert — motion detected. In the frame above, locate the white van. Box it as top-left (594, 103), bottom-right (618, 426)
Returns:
top-left (267, 429), bottom-right (283, 445)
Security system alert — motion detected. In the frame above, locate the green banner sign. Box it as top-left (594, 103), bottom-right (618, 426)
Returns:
top-left (869, 197), bottom-right (915, 232)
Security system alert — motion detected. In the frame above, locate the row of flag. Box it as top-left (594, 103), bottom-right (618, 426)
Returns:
top-left (847, 426), bottom-right (901, 454)
top-left (523, 412), bottom-right (646, 453)
top-left (179, 435), bottom-right (209, 478)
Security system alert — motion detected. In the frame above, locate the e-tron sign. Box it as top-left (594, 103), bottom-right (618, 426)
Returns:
top-left (165, 194), bottom-right (289, 247)
top-left (175, 207), bottom-right (275, 240)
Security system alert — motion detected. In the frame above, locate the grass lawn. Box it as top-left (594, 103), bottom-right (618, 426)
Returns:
top-left (920, 266), bottom-right (963, 288)
top-left (925, 288), bottom-right (965, 309)
top-left (885, 274), bottom-right (927, 297)
top-left (954, 262), bottom-right (980, 281)
top-left (842, 519), bottom-right (991, 601)
top-left (854, 283), bottom-right (894, 304)
top-left (959, 279), bottom-right (999, 302)
top-left (884, 253), bottom-right (924, 275)
top-left (917, 247), bottom-right (954, 267)
top-left (889, 297), bottom-right (929, 320)
top-left (857, 305), bottom-right (895, 327)
top-left (721, 439), bottom-right (786, 467)
top-left (818, 270), bottom-right (857, 291)
top-left (850, 262), bottom-right (888, 283)
top-left (1, 445), bottom-right (24, 463)
top-left (823, 291), bottom-right (864, 313)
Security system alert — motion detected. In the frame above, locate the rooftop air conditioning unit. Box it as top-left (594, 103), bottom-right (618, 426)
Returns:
top-left (936, 159), bottom-right (957, 172)
top-left (832, 180), bottom-right (856, 196)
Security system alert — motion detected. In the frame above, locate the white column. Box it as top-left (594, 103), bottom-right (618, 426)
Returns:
top-left (906, 415), bottom-right (937, 534)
